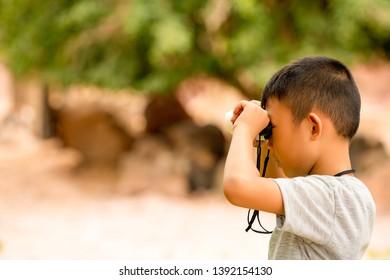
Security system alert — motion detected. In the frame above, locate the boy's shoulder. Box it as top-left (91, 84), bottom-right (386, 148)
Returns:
top-left (274, 174), bottom-right (371, 195)
top-left (276, 174), bottom-right (364, 184)
top-left (274, 175), bottom-right (375, 209)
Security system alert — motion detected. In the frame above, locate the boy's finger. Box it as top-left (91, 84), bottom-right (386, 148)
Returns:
top-left (251, 100), bottom-right (261, 107)
top-left (231, 100), bottom-right (249, 122)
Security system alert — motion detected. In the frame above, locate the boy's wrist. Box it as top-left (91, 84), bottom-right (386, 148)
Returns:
top-left (232, 122), bottom-right (257, 140)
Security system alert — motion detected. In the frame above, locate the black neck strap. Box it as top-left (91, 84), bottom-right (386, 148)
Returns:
top-left (334, 169), bottom-right (356, 177)
top-left (246, 142), bottom-right (273, 234)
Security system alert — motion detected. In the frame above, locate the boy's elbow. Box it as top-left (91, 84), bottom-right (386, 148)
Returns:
top-left (223, 175), bottom-right (248, 206)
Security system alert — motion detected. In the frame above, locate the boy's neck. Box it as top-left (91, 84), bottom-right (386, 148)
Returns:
top-left (309, 139), bottom-right (354, 177)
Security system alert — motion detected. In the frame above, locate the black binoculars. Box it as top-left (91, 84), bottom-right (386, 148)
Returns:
top-left (259, 122), bottom-right (273, 140)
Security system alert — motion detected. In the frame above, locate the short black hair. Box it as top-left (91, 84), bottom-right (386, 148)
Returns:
top-left (261, 56), bottom-right (361, 139)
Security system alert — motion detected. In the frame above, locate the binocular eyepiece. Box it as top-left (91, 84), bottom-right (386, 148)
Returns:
top-left (224, 110), bottom-right (273, 140)
top-left (259, 122), bottom-right (273, 140)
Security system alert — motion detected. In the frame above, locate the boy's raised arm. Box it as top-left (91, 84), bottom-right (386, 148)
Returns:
top-left (223, 101), bottom-right (284, 215)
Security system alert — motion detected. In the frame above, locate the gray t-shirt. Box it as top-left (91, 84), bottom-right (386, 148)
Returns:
top-left (269, 175), bottom-right (376, 259)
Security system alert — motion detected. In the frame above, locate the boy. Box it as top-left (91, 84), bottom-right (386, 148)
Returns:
top-left (223, 56), bottom-right (376, 259)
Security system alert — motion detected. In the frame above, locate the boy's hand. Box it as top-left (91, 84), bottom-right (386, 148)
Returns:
top-left (231, 100), bottom-right (270, 139)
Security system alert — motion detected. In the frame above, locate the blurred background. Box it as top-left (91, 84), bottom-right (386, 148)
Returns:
top-left (0, 0), bottom-right (389, 259)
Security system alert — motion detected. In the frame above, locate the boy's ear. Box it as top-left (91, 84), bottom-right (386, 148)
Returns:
top-left (307, 112), bottom-right (322, 139)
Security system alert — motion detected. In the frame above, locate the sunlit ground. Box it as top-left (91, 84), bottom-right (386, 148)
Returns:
top-left (0, 133), bottom-right (388, 260)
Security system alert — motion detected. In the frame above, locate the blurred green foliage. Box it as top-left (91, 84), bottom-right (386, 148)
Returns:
top-left (0, 0), bottom-right (389, 95)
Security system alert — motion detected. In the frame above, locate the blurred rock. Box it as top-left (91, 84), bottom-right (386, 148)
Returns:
top-left (117, 120), bottom-right (227, 195)
top-left (116, 134), bottom-right (189, 196)
top-left (350, 136), bottom-right (388, 173)
top-left (54, 105), bottom-right (134, 169)
top-left (118, 92), bottom-right (226, 195)
top-left (164, 120), bottom-right (226, 193)
top-left (351, 62), bottom-right (390, 215)
top-left (144, 95), bottom-right (190, 134)
top-left (361, 161), bottom-right (390, 214)
top-left (176, 75), bottom-right (246, 135)
top-left (353, 62), bottom-right (390, 104)
top-left (349, 135), bottom-right (390, 214)
top-left (138, 93), bottom-right (228, 194)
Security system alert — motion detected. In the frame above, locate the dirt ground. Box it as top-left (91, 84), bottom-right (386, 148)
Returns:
top-left (0, 129), bottom-right (389, 260)
top-left (0, 131), bottom-right (274, 259)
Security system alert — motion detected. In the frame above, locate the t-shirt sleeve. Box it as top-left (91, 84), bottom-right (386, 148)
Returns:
top-left (273, 176), bottom-right (336, 245)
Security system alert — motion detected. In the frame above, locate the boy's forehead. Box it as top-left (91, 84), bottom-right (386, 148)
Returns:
top-left (265, 98), bottom-right (292, 121)
top-left (265, 97), bottom-right (285, 112)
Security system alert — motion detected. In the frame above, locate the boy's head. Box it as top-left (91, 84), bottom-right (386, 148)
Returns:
top-left (261, 56), bottom-right (361, 140)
